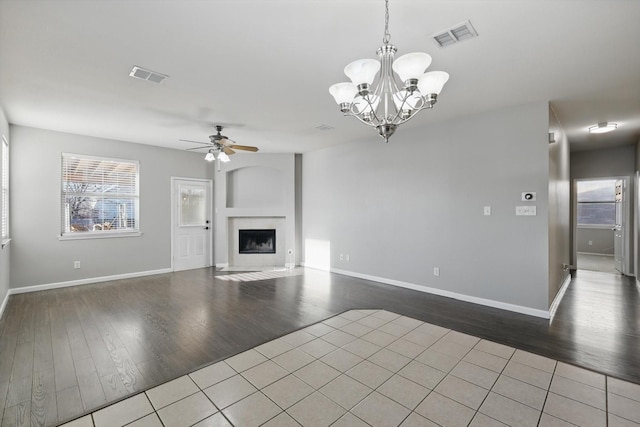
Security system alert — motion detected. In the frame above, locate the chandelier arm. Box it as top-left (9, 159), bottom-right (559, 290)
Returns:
top-left (343, 111), bottom-right (379, 127)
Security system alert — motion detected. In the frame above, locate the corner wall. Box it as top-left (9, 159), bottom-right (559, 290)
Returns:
top-left (9, 125), bottom-right (214, 289)
top-left (0, 106), bottom-right (10, 313)
top-left (548, 107), bottom-right (571, 304)
top-left (302, 102), bottom-right (551, 314)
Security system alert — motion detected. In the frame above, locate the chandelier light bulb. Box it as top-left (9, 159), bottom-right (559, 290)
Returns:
top-left (204, 150), bottom-right (215, 162)
top-left (329, 82), bottom-right (358, 105)
top-left (344, 59), bottom-right (381, 86)
top-left (392, 52), bottom-right (432, 83)
top-left (417, 71), bottom-right (450, 96)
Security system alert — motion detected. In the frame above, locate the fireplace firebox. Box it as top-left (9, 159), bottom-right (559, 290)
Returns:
top-left (239, 229), bottom-right (276, 254)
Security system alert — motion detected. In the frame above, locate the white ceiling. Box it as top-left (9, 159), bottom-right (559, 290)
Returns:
top-left (1, 0), bottom-right (639, 153)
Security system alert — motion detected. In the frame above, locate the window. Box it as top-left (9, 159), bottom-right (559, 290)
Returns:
top-left (61, 153), bottom-right (140, 238)
top-left (1, 135), bottom-right (8, 243)
top-left (577, 179), bottom-right (616, 226)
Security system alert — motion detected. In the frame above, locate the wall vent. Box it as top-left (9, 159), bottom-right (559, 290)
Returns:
top-left (431, 20), bottom-right (478, 48)
top-left (129, 66), bottom-right (168, 84)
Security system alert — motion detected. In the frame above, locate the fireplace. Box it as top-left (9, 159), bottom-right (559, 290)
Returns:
top-left (239, 229), bottom-right (276, 254)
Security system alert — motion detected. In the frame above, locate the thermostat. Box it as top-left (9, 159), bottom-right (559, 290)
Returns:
top-left (522, 192), bottom-right (536, 201)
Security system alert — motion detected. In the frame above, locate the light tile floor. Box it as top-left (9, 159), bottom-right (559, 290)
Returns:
top-left (60, 310), bottom-right (640, 427)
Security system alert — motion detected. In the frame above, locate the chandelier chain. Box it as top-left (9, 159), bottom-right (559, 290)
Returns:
top-left (383, 0), bottom-right (391, 45)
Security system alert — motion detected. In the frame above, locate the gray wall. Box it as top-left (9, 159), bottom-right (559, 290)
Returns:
top-left (303, 102), bottom-right (551, 312)
top-left (0, 106), bottom-right (9, 306)
top-left (637, 139), bottom-right (640, 281)
top-left (10, 125), bottom-right (213, 289)
top-left (571, 145), bottom-right (636, 274)
top-left (577, 228), bottom-right (613, 254)
top-left (548, 108), bottom-right (571, 303)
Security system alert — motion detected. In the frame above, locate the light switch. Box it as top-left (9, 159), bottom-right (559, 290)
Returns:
top-left (516, 206), bottom-right (537, 216)
top-left (484, 206), bottom-right (491, 216)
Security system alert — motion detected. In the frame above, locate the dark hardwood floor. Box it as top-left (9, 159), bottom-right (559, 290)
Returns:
top-left (0, 267), bottom-right (638, 426)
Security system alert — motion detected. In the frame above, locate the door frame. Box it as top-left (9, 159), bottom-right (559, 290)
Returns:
top-left (170, 176), bottom-right (213, 271)
top-left (572, 176), bottom-right (631, 275)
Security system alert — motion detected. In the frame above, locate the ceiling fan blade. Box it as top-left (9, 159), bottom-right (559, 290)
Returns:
top-left (223, 147), bottom-right (236, 155)
top-left (179, 139), bottom-right (210, 145)
top-left (229, 145), bottom-right (259, 152)
top-left (186, 146), bottom-right (209, 151)
top-left (219, 138), bottom-right (237, 146)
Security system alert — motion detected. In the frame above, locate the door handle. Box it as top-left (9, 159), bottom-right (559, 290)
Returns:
top-left (204, 226), bottom-right (209, 230)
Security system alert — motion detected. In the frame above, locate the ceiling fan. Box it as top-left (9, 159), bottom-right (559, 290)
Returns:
top-left (181, 125), bottom-right (258, 162)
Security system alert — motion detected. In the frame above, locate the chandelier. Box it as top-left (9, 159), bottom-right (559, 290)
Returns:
top-left (329, 0), bottom-right (449, 142)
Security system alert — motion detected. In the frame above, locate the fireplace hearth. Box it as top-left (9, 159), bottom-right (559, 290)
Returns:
top-left (239, 229), bottom-right (276, 254)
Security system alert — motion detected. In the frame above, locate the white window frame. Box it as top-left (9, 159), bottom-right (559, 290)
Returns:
top-left (59, 153), bottom-right (141, 240)
top-left (1, 135), bottom-right (9, 248)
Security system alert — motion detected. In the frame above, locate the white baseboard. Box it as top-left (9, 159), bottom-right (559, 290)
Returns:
top-left (215, 263), bottom-right (229, 269)
top-left (304, 264), bottom-right (550, 319)
top-left (0, 289), bottom-right (10, 321)
top-left (8, 268), bottom-right (173, 296)
top-left (299, 261), bottom-right (330, 272)
top-left (549, 273), bottom-right (572, 320)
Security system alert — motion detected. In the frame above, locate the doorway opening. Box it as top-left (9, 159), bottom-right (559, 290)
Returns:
top-left (575, 178), bottom-right (625, 274)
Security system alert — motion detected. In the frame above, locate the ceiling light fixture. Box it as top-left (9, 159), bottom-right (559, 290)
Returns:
top-left (329, 0), bottom-right (449, 142)
top-left (588, 122), bottom-right (618, 134)
top-left (203, 148), bottom-right (230, 163)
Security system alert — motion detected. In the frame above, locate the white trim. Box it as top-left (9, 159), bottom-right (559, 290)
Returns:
top-left (58, 232), bottom-right (142, 241)
top-left (303, 264), bottom-right (551, 319)
top-left (549, 274), bottom-right (572, 321)
top-left (8, 268), bottom-right (172, 295)
top-left (300, 261), bottom-right (330, 271)
top-left (1, 238), bottom-right (10, 249)
top-left (0, 289), bottom-right (10, 321)
top-left (577, 252), bottom-right (614, 257)
top-left (215, 263), bottom-right (229, 269)
top-left (577, 225), bottom-right (615, 230)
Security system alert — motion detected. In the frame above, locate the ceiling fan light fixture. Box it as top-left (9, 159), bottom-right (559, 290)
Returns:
top-left (588, 122), bottom-right (617, 134)
top-left (218, 152), bottom-right (231, 163)
top-left (204, 149), bottom-right (215, 162)
top-left (328, 0), bottom-right (449, 142)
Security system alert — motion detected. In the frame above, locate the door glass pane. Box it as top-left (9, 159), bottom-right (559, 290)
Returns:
top-left (179, 185), bottom-right (206, 226)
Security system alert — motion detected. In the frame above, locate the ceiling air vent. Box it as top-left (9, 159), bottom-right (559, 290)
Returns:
top-left (129, 66), bottom-right (168, 84)
top-left (431, 20), bottom-right (478, 48)
top-left (315, 124), bottom-right (335, 131)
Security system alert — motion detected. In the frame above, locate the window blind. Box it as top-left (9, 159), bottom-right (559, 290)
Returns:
top-left (61, 154), bottom-right (139, 235)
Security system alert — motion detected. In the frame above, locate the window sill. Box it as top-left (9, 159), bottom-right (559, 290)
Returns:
top-left (58, 231), bottom-right (143, 241)
top-left (577, 225), bottom-right (616, 230)
top-left (1, 238), bottom-right (10, 249)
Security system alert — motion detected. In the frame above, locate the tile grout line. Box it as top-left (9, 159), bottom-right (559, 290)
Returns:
top-left (62, 309), bottom-right (640, 427)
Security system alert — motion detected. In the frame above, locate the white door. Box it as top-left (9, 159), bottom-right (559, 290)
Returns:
top-left (614, 179), bottom-right (624, 273)
top-left (172, 178), bottom-right (212, 271)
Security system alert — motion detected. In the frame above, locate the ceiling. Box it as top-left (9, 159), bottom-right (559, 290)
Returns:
top-left (1, 0), bottom-right (639, 154)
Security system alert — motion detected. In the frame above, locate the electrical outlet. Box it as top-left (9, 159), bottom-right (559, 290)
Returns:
top-left (484, 206), bottom-right (491, 216)
top-left (588, 240), bottom-right (593, 246)
top-left (433, 267), bottom-right (440, 276)
top-left (74, 261), bottom-right (81, 269)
